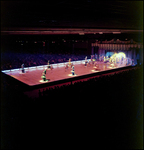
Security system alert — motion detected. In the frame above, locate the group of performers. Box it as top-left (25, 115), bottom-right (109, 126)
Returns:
top-left (21, 54), bottom-right (132, 82)
top-left (85, 55), bottom-right (100, 70)
top-left (41, 59), bottom-right (76, 81)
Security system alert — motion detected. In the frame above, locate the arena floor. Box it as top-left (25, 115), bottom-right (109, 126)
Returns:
top-left (2, 60), bottom-right (130, 86)
top-left (2, 60), bottom-right (133, 98)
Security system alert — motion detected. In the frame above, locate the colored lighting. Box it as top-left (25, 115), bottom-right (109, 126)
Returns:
top-left (117, 52), bottom-right (126, 58)
top-left (110, 52), bottom-right (126, 59)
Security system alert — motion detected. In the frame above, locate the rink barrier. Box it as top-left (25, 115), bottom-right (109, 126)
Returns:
top-left (1, 59), bottom-right (91, 73)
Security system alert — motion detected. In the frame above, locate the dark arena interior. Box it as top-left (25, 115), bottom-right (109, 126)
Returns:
top-left (1, 1), bottom-right (143, 149)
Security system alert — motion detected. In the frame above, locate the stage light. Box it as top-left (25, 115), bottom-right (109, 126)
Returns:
top-left (99, 32), bottom-right (103, 34)
top-left (112, 32), bottom-right (121, 34)
top-left (79, 33), bottom-right (85, 35)
top-left (110, 52), bottom-right (126, 59)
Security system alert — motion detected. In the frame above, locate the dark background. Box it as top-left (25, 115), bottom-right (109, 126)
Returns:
top-left (1, 1), bottom-right (143, 149)
top-left (1, 1), bottom-right (143, 29)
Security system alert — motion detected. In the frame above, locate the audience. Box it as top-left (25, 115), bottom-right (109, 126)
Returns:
top-left (1, 51), bottom-right (89, 70)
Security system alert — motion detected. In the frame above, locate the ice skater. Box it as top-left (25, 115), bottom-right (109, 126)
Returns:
top-left (93, 62), bottom-right (99, 71)
top-left (103, 56), bottom-right (105, 62)
top-left (21, 63), bottom-right (25, 73)
top-left (71, 65), bottom-right (75, 75)
top-left (47, 60), bottom-right (51, 69)
top-left (94, 61), bottom-right (97, 67)
top-left (50, 65), bottom-right (53, 71)
top-left (85, 56), bottom-right (88, 66)
top-left (65, 63), bottom-right (68, 72)
top-left (68, 58), bottom-right (72, 67)
top-left (41, 73), bottom-right (46, 81)
top-left (41, 69), bottom-right (48, 81)
top-left (87, 60), bottom-right (91, 67)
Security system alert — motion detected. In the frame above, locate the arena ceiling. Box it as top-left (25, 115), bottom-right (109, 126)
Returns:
top-left (1, 1), bottom-right (143, 35)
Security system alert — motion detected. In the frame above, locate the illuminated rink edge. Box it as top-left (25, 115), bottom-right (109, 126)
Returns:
top-left (109, 52), bottom-right (126, 63)
top-left (1, 59), bottom-right (90, 73)
top-left (1, 55), bottom-right (134, 74)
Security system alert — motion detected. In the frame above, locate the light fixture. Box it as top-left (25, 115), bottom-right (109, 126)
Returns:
top-left (79, 33), bottom-right (85, 35)
top-left (112, 32), bottom-right (121, 34)
top-left (99, 32), bottom-right (103, 34)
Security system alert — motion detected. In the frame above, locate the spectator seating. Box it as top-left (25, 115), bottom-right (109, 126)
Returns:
top-left (1, 51), bottom-right (89, 70)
